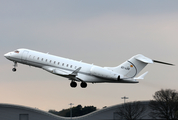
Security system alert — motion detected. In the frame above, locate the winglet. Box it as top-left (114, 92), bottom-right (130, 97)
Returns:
top-left (135, 71), bottom-right (148, 80)
top-left (70, 67), bottom-right (82, 76)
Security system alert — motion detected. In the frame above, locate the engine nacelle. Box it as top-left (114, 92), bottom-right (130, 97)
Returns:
top-left (90, 66), bottom-right (120, 80)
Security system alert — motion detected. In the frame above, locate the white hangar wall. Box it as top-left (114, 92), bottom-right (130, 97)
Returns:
top-left (0, 104), bottom-right (67, 120)
top-left (0, 102), bottom-right (152, 120)
top-left (74, 101), bottom-right (151, 120)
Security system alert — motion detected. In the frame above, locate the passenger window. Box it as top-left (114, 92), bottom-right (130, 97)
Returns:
top-left (54, 61), bottom-right (56, 64)
top-left (58, 62), bottom-right (60, 65)
top-left (75, 66), bottom-right (77, 69)
top-left (50, 60), bottom-right (52, 63)
top-left (41, 58), bottom-right (43, 61)
top-left (70, 65), bottom-right (72, 68)
top-left (46, 59), bottom-right (47, 62)
top-left (66, 64), bottom-right (68, 67)
top-left (62, 63), bottom-right (64, 66)
top-left (37, 57), bottom-right (39, 60)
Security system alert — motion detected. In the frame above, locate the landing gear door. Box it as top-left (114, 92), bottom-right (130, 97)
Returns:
top-left (21, 50), bottom-right (29, 63)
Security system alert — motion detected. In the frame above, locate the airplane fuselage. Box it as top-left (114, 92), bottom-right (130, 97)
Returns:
top-left (6, 48), bottom-right (158, 88)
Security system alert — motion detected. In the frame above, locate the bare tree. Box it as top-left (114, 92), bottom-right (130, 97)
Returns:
top-left (149, 89), bottom-right (178, 120)
top-left (117, 101), bottom-right (146, 120)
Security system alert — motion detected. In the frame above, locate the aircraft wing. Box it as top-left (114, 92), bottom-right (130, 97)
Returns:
top-left (42, 66), bottom-right (81, 77)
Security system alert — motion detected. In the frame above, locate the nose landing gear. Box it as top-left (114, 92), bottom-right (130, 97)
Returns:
top-left (12, 68), bottom-right (16, 72)
top-left (12, 62), bottom-right (17, 72)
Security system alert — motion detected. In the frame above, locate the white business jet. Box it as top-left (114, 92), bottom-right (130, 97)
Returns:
top-left (4, 48), bottom-right (174, 88)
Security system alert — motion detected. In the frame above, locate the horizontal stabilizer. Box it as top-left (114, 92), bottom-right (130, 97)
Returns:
top-left (134, 54), bottom-right (153, 64)
top-left (153, 60), bottom-right (175, 66)
top-left (134, 71), bottom-right (148, 80)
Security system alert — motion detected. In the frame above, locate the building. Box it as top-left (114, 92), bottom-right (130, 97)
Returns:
top-left (0, 101), bottom-right (152, 120)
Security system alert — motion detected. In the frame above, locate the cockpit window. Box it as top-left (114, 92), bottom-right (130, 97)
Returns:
top-left (14, 50), bottom-right (19, 53)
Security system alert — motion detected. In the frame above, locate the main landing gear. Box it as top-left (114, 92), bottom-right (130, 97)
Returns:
top-left (70, 81), bottom-right (87, 88)
top-left (12, 62), bottom-right (17, 72)
top-left (80, 82), bottom-right (87, 88)
top-left (70, 81), bottom-right (77, 88)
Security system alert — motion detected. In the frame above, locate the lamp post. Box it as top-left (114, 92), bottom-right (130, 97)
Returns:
top-left (121, 96), bottom-right (129, 104)
top-left (69, 103), bottom-right (74, 119)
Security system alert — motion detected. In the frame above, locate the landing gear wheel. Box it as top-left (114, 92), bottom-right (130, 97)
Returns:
top-left (80, 82), bottom-right (87, 88)
top-left (12, 68), bottom-right (16, 72)
top-left (70, 81), bottom-right (77, 88)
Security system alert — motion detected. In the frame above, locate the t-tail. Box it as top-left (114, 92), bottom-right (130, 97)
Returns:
top-left (106, 54), bottom-right (174, 82)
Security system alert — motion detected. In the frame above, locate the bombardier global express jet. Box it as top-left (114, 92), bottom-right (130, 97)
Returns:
top-left (4, 48), bottom-right (174, 88)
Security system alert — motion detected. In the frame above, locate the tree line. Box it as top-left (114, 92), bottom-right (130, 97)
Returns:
top-left (49, 105), bottom-right (96, 117)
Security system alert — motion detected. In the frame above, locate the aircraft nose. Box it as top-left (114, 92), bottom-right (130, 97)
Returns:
top-left (4, 53), bottom-right (10, 58)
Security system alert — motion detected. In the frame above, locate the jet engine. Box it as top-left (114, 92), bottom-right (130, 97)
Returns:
top-left (90, 66), bottom-right (120, 80)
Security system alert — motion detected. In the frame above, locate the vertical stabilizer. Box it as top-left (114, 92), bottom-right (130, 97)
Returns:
top-left (105, 54), bottom-right (153, 78)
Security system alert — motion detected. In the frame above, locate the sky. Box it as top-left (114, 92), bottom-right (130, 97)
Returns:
top-left (1, 0), bottom-right (178, 111)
